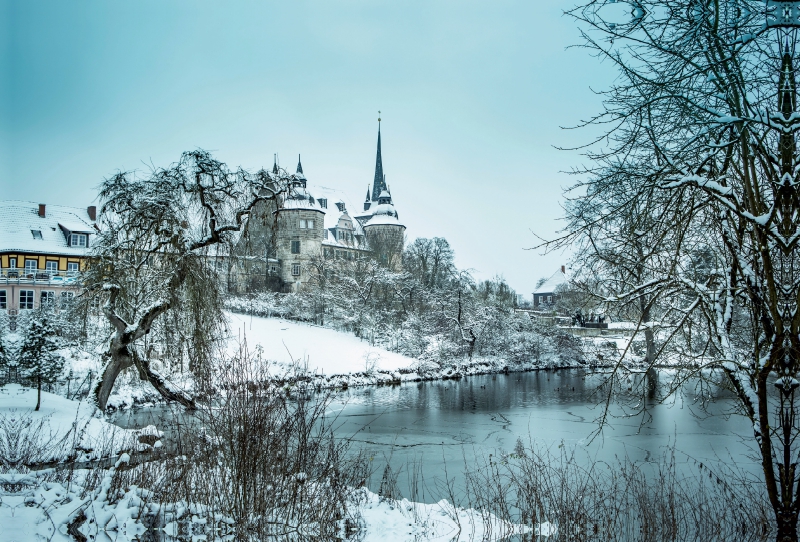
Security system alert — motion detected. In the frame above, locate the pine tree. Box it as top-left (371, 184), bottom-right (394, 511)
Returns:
top-left (18, 308), bottom-right (64, 411)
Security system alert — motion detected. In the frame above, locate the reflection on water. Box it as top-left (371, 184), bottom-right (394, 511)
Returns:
top-left (113, 369), bottom-right (756, 504)
top-left (325, 369), bottom-right (755, 502)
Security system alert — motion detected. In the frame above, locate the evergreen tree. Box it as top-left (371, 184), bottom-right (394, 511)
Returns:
top-left (18, 308), bottom-right (64, 411)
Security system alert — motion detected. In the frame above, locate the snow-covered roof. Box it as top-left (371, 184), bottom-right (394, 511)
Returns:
top-left (364, 213), bottom-right (405, 228)
top-left (0, 200), bottom-right (96, 256)
top-left (533, 269), bottom-right (567, 294)
top-left (280, 196), bottom-right (326, 212)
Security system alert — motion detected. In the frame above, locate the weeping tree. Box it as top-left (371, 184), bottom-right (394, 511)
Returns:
top-left (551, 1), bottom-right (800, 539)
top-left (88, 150), bottom-right (290, 411)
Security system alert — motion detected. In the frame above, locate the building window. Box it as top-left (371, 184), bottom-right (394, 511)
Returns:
top-left (8, 258), bottom-right (16, 269)
top-left (548, 295), bottom-right (553, 303)
top-left (25, 259), bottom-right (37, 272)
top-left (46, 261), bottom-right (58, 273)
top-left (319, 198), bottom-right (327, 209)
top-left (291, 240), bottom-right (301, 254)
top-left (70, 233), bottom-right (88, 247)
top-left (0, 290), bottom-right (6, 309)
top-left (60, 291), bottom-right (75, 305)
top-left (67, 262), bottom-right (79, 273)
top-left (41, 291), bottom-right (55, 305)
top-left (291, 264), bottom-right (301, 276)
top-left (31, 230), bottom-right (43, 239)
top-left (538, 296), bottom-right (544, 304)
top-left (299, 219), bottom-right (315, 229)
top-left (20, 290), bottom-right (34, 309)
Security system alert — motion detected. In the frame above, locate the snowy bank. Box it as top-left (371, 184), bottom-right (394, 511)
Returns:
top-left (0, 465), bottom-right (531, 542)
top-left (0, 384), bottom-right (161, 463)
top-left (224, 311), bottom-right (602, 391)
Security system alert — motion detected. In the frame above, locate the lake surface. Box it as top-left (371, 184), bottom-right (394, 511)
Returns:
top-left (113, 369), bottom-right (757, 504)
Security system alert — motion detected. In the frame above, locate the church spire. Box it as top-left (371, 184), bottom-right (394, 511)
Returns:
top-left (372, 116), bottom-right (384, 201)
top-left (296, 154), bottom-right (304, 175)
top-left (272, 153), bottom-right (279, 174)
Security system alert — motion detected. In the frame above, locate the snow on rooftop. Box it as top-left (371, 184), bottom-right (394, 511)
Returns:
top-left (533, 268), bottom-right (567, 294)
top-left (0, 200), bottom-right (96, 256)
top-left (364, 213), bottom-right (405, 227)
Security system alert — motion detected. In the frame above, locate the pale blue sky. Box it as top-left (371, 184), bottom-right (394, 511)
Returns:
top-left (1, 1), bottom-right (611, 296)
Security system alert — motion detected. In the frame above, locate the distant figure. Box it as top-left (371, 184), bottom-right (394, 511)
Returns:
top-left (574, 309), bottom-right (584, 327)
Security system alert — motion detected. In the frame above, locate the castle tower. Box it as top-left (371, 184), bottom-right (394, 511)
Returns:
top-left (274, 155), bottom-right (324, 290)
top-left (360, 121), bottom-right (406, 269)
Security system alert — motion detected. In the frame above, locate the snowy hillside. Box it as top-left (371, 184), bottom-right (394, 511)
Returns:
top-left (226, 311), bottom-right (415, 376)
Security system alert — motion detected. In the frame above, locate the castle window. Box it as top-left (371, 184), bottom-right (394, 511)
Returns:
top-left (319, 198), bottom-right (327, 209)
top-left (291, 240), bottom-right (301, 254)
top-left (291, 264), bottom-right (301, 276)
top-left (299, 219), bottom-right (315, 229)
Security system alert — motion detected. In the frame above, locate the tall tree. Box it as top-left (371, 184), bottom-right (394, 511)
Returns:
top-left (87, 150), bottom-right (290, 411)
top-left (554, 2), bottom-right (800, 538)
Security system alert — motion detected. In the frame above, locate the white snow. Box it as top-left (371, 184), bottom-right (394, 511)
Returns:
top-left (357, 489), bottom-right (531, 541)
top-left (226, 312), bottom-right (415, 376)
top-left (0, 383), bottom-right (161, 462)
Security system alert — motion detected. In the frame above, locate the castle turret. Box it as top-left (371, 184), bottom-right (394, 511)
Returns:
top-left (362, 124), bottom-right (405, 269)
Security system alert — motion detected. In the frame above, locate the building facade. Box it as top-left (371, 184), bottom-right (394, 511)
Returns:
top-left (0, 201), bottom-right (96, 313)
top-left (236, 124), bottom-right (406, 291)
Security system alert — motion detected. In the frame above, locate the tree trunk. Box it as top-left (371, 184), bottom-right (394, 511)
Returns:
top-left (776, 509), bottom-right (798, 542)
top-left (94, 333), bottom-right (196, 411)
top-left (94, 338), bottom-right (134, 411)
top-left (35, 375), bottom-right (41, 411)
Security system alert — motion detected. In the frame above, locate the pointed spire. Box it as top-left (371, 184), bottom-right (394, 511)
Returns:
top-left (296, 154), bottom-right (304, 174)
top-left (365, 186), bottom-right (371, 201)
top-left (372, 119), bottom-right (384, 201)
top-left (272, 153), bottom-right (279, 174)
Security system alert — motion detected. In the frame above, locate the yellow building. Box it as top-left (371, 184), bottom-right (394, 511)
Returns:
top-left (0, 201), bottom-right (96, 313)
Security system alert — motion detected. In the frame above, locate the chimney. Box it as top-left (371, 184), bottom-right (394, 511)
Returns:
top-left (561, 265), bottom-right (566, 274)
top-left (38, 204), bottom-right (46, 218)
top-left (87, 205), bottom-right (97, 221)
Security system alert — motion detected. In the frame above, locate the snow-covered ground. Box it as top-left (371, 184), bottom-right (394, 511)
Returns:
top-left (0, 466), bottom-right (534, 542)
top-left (227, 311), bottom-right (415, 376)
top-left (0, 384), bottom-right (161, 463)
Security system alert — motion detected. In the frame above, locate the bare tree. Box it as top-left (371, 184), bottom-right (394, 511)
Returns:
top-left (552, 2), bottom-right (800, 538)
top-left (87, 150), bottom-right (290, 411)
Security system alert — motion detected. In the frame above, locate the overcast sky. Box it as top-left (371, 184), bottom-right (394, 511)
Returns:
top-left (1, 1), bottom-right (613, 296)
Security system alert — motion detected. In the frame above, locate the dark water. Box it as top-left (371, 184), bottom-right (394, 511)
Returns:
top-left (113, 369), bottom-right (756, 503)
top-left (324, 369), bottom-right (755, 502)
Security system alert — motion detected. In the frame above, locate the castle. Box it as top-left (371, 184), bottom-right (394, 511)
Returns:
top-left (236, 123), bottom-right (406, 292)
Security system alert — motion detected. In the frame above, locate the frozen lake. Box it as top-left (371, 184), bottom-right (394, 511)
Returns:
top-left (326, 369), bottom-right (755, 502)
top-left (113, 369), bottom-right (756, 504)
